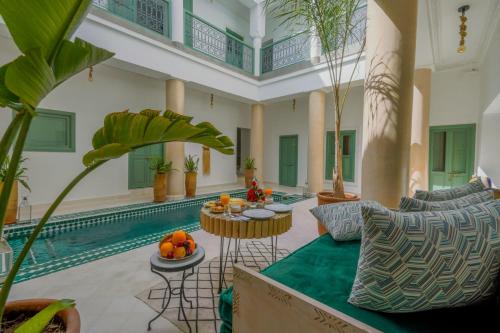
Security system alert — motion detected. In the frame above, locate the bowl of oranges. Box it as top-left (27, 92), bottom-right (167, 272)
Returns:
top-left (158, 230), bottom-right (197, 261)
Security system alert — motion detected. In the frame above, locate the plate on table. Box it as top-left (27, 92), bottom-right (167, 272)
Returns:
top-left (265, 204), bottom-right (292, 213)
top-left (243, 209), bottom-right (276, 220)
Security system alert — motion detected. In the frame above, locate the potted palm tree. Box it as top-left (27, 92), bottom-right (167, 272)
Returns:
top-left (184, 155), bottom-right (199, 198)
top-left (0, 156), bottom-right (30, 225)
top-left (244, 157), bottom-right (256, 188)
top-left (0, 0), bottom-right (234, 331)
top-left (149, 156), bottom-right (174, 202)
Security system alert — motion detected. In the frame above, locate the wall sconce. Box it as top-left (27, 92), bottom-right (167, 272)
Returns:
top-left (210, 93), bottom-right (214, 108)
top-left (88, 66), bottom-right (94, 81)
top-left (457, 5), bottom-right (470, 54)
top-left (292, 98), bottom-right (296, 112)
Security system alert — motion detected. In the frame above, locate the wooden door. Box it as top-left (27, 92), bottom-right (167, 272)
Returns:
top-left (128, 143), bottom-right (164, 189)
top-left (279, 135), bottom-right (298, 187)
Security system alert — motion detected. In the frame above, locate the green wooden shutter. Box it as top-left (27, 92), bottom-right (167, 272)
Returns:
top-left (183, 0), bottom-right (193, 12)
top-left (23, 109), bottom-right (76, 152)
top-left (325, 131), bottom-right (355, 182)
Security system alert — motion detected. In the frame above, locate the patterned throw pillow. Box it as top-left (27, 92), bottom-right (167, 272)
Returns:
top-left (414, 178), bottom-right (486, 201)
top-left (400, 189), bottom-right (495, 212)
top-left (348, 201), bottom-right (500, 313)
top-left (309, 201), bottom-right (384, 241)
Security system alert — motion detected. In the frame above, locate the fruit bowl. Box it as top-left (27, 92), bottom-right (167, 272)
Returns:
top-left (159, 230), bottom-right (197, 261)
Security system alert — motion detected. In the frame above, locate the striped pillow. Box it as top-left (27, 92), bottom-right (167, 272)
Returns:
top-left (414, 178), bottom-right (486, 201)
top-left (349, 201), bottom-right (500, 313)
top-left (400, 189), bottom-right (495, 212)
top-left (309, 201), bottom-right (384, 241)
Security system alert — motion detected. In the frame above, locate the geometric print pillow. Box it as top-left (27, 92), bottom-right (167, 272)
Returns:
top-left (400, 189), bottom-right (495, 212)
top-left (348, 200), bottom-right (500, 313)
top-left (414, 178), bottom-right (486, 201)
top-left (309, 201), bottom-right (384, 241)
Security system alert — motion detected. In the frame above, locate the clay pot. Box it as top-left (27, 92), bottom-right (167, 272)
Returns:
top-left (153, 173), bottom-right (167, 202)
top-left (185, 172), bottom-right (197, 198)
top-left (244, 169), bottom-right (254, 188)
top-left (3, 299), bottom-right (80, 333)
top-left (0, 181), bottom-right (18, 225)
top-left (316, 191), bottom-right (360, 235)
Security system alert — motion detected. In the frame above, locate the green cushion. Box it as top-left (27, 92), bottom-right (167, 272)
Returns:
top-left (219, 234), bottom-right (499, 332)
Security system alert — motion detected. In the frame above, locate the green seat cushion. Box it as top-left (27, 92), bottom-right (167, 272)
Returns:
top-left (219, 234), bottom-right (499, 332)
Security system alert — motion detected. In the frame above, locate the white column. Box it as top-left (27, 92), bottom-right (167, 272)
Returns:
top-left (308, 91), bottom-right (326, 194)
top-left (251, 104), bottom-right (265, 183)
top-left (250, 1), bottom-right (266, 76)
top-left (171, 0), bottom-right (184, 43)
top-left (309, 28), bottom-right (322, 60)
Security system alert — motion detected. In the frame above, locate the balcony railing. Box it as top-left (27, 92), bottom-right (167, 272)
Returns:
top-left (184, 11), bottom-right (254, 75)
top-left (260, 31), bottom-right (310, 74)
top-left (92, 0), bottom-right (171, 38)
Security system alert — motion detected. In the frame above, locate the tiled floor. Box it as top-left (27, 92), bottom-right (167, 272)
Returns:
top-left (8, 192), bottom-right (318, 333)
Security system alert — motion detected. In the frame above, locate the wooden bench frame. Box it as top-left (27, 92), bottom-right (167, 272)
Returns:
top-left (232, 264), bottom-right (381, 333)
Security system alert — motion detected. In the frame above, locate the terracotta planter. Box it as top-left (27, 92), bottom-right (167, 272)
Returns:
top-left (244, 169), bottom-right (254, 188)
top-left (153, 173), bottom-right (167, 202)
top-left (185, 172), bottom-right (197, 198)
top-left (316, 191), bottom-right (360, 236)
top-left (3, 299), bottom-right (81, 333)
top-left (0, 181), bottom-right (18, 225)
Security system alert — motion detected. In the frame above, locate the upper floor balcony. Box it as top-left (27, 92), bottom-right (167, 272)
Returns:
top-left (89, 0), bottom-right (366, 79)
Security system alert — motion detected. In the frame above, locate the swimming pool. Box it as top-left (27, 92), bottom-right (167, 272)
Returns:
top-left (4, 190), bottom-right (305, 283)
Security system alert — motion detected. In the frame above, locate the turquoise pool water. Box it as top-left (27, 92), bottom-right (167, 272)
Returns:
top-left (5, 190), bottom-right (305, 283)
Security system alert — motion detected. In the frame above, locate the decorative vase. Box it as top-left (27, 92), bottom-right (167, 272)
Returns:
top-left (153, 173), bottom-right (167, 202)
top-left (3, 299), bottom-right (81, 333)
top-left (316, 191), bottom-right (360, 235)
top-left (0, 181), bottom-right (18, 225)
top-left (185, 172), bottom-right (197, 198)
top-left (244, 169), bottom-right (254, 188)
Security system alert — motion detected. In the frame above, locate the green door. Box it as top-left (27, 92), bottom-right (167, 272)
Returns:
top-left (128, 143), bottom-right (164, 189)
top-left (226, 28), bottom-right (244, 69)
top-left (279, 135), bottom-right (298, 187)
top-left (429, 124), bottom-right (476, 191)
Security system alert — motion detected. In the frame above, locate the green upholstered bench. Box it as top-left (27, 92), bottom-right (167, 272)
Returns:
top-left (221, 234), bottom-right (499, 333)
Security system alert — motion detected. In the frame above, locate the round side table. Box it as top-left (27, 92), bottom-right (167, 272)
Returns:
top-left (147, 246), bottom-right (205, 333)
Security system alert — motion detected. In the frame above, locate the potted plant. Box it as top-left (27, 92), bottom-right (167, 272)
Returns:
top-left (184, 155), bottom-right (199, 198)
top-left (0, 0), bottom-right (234, 330)
top-left (149, 156), bottom-right (175, 202)
top-left (244, 157), bottom-right (256, 188)
top-left (266, 0), bottom-right (366, 233)
top-left (0, 156), bottom-right (30, 225)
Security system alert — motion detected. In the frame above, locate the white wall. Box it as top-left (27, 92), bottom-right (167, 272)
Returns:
top-left (0, 36), bottom-right (165, 205)
top-left (184, 89), bottom-right (251, 187)
top-left (195, 0), bottom-right (252, 44)
top-left (477, 21), bottom-right (500, 185)
top-left (263, 86), bottom-right (364, 194)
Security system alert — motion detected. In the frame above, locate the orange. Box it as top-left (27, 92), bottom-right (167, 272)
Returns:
top-left (160, 242), bottom-right (174, 257)
top-left (186, 240), bottom-right (196, 252)
top-left (173, 246), bottom-right (186, 259)
top-left (172, 230), bottom-right (187, 244)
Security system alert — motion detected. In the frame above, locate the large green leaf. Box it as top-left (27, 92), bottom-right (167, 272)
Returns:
top-left (0, 63), bottom-right (20, 108)
top-left (5, 49), bottom-right (56, 108)
top-left (0, 0), bottom-right (92, 61)
top-left (53, 38), bottom-right (115, 84)
top-left (83, 110), bottom-right (235, 166)
top-left (14, 299), bottom-right (75, 333)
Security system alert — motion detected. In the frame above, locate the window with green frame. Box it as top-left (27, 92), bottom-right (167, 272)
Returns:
top-left (23, 109), bottom-right (76, 152)
top-left (325, 130), bottom-right (356, 182)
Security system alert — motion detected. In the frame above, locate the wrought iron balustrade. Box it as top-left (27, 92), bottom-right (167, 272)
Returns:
top-left (184, 11), bottom-right (254, 74)
top-left (260, 32), bottom-right (310, 74)
top-left (92, 0), bottom-right (171, 38)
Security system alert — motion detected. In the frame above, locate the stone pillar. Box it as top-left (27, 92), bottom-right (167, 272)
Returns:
top-left (165, 79), bottom-right (185, 198)
top-left (409, 68), bottom-right (432, 196)
top-left (308, 91), bottom-right (326, 194)
top-left (250, 1), bottom-right (266, 75)
top-left (361, 0), bottom-right (418, 208)
top-left (309, 28), bottom-right (322, 61)
top-left (251, 104), bottom-right (265, 183)
top-left (171, 0), bottom-right (184, 43)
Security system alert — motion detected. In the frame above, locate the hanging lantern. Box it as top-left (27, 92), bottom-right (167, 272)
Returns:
top-left (210, 93), bottom-right (214, 108)
top-left (88, 66), bottom-right (94, 81)
top-left (17, 196), bottom-right (32, 224)
top-left (457, 5), bottom-right (470, 54)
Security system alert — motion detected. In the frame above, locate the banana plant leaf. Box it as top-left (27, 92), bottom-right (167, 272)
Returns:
top-left (14, 299), bottom-right (75, 333)
top-left (0, 0), bottom-right (114, 109)
top-left (83, 110), bottom-right (235, 166)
